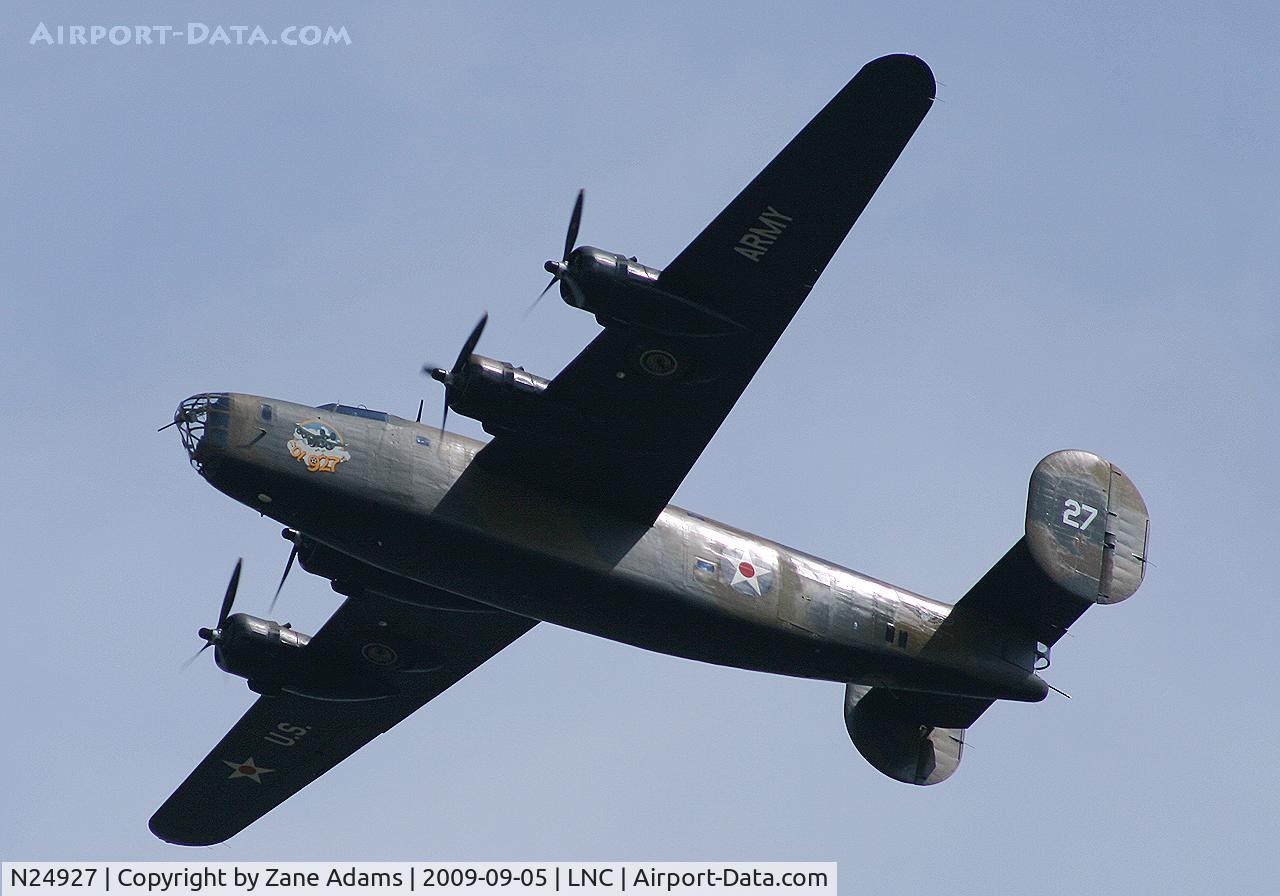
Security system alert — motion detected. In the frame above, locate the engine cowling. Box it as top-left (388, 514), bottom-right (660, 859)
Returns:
top-left (445, 354), bottom-right (550, 436)
top-left (560, 246), bottom-right (745, 336)
top-left (843, 685), bottom-right (964, 786)
top-left (212, 613), bottom-right (310, 686)
top-left (212, 612), bottom-right (405, 700)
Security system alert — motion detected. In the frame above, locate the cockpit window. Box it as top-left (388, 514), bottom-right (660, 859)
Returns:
top-left (315, 403), bottom-right (389, 422)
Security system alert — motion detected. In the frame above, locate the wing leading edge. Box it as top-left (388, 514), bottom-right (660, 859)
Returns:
top-left (150, 588), bottom-right (535, 846)
top-left (475, 55), bottom-right (935, 523)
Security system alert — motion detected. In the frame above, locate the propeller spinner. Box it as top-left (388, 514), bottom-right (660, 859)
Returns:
top-left (422, 313), bottom-right (488, 439)
top-left (533, 189), bottom-right (587, 311)
top-left (183, 558), bottom-right (243, 669)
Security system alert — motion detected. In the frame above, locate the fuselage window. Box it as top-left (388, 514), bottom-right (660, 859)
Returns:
top-left (259, 403), bottom-right (273, 422)
top-left (897, 629), bottom-right (909, 649)
top-left (884, 623), bottom-right (895, 643)
top-left (694, 558), bottom-right (716, 574)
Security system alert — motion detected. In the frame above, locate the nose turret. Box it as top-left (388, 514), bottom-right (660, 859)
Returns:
top-left (173, 393), bottom-right (232, 471)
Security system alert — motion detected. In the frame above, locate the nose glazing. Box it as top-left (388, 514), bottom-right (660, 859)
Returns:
top-left (173, 393), bottom-right (231, 470)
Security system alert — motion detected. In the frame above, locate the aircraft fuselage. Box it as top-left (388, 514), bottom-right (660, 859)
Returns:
top-left (179, 392), bottom-right (1047, 704)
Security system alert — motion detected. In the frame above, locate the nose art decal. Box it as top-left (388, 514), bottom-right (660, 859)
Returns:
top-left (287, 419), bottom-right (351, 473)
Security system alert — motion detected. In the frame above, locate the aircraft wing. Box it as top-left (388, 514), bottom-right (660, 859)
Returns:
top-left (475, 55), bottom-right (934, 523)
top-left (150, 589), bottom-right (536, 846)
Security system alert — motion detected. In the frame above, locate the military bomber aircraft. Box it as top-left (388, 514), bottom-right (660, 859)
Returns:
top-left (151, 55), bottom-right (1150, 846)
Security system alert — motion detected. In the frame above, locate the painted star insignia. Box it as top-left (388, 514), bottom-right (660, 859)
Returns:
top-left (223, 757), bottom-right (274, 783)
top-left (729, 549), bottom-right (768, 597)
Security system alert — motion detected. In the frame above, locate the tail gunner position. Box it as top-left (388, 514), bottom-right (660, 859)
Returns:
top-left (151, 55), bottom-right (1150, 846)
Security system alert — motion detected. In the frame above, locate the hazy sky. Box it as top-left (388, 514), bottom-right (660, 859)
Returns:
top-left (3, 2), bottom-right (1277, 892)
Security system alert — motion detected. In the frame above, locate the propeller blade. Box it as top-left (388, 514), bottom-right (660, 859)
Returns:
top-left (217, 558), bottom-right (243, 629)
top-left (268, 543), bottom-right (298, 615)
top-left (528, 191), bottom-right (586, 317)
top-left (451, 313), bottom-right (488, 379)
top-left (526, 276), bottom-right (560, 317)
top-left (423, 314), bottom-right (490, 441)
top-left (180, 642), bottom-right (211, 672)
top-left (563, 189), bottom-right (584, 261)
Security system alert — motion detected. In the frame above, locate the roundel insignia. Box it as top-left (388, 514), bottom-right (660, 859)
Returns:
top-left (639, 349), bottom-right (679, 377)
top-left (361, 642), bottom-right (399, 666)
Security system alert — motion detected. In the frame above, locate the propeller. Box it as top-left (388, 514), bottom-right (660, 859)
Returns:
top-left (183, 558), bottom-right (242, 669)
top-left (422, 313), bottom-right (488, 438)
top-left (269, 533), bottom-right (299, 616)
top-left (532, 189), bottom-right (587, 312)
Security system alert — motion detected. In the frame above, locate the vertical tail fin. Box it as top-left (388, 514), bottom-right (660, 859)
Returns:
top-left (843, 450), bottom-right (1150, 786)
top-left (1025, 449), bottom-right (1149, 607)
top-left (939, 450), bottom-right (1150, 657)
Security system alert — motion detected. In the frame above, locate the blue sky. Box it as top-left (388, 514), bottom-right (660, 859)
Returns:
top-left (3, 2), bottom-right (1277, 892)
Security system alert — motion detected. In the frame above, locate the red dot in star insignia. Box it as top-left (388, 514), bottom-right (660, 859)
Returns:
top-left (239, 765), bottom-right (256, 775)
top-left (738, 561), bottom-right (755, 578)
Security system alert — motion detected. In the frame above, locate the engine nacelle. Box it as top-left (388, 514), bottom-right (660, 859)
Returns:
top-left (446, 354), bottom-right (550, 436)
top-left (843, 685), bottom-right (964, 786)
top-left (212, 612), bottom-right (310, 684)
top-left (213, 611), bottom-right (407, 700)
top-left (559, 246), bottom-right (745, 336)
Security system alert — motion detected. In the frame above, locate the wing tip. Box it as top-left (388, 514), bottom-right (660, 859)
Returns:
top-left (862, 53), bottom-right (937, 101)
top-left (148, 809), bottom-right (230, 847)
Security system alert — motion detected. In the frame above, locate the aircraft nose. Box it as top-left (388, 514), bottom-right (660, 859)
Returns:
top-left (173, 393), bottom-right (232, 470)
